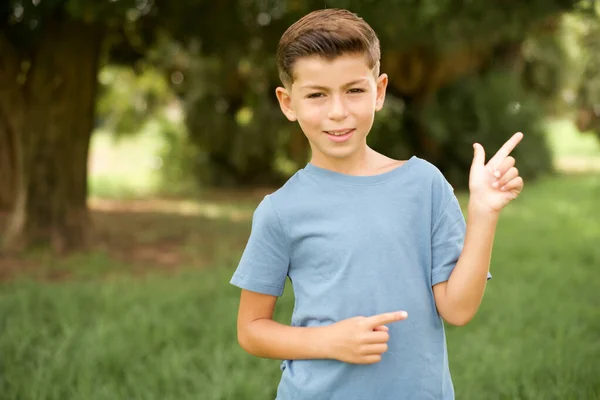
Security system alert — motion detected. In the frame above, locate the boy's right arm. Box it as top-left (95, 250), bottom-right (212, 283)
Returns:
top-left (236, 289), bottom-right (408, 365)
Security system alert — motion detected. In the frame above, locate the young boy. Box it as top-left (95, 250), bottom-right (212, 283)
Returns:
top-left (230, 8), bottom-right (524, 400)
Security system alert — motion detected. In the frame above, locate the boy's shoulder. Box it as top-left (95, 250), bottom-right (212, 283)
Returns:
top-left (403, 156), bottom-right (445, 178)
top-left (401, 155), bottom-right (455, 188)
top-left (249, 170), bottom-right (304, 214)
top-left (254, 170), bottom-right (305, 214)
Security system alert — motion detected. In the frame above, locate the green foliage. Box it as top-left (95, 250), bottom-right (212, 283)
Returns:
top-left (182, 53), bottom-right (294, 186)
top-left (162, 0), bottom-right (578, 53)
top-left (523, 6), bottom-right (600, 136)
top-left (342, 0), bottom-right (576, 51)
top-left (155, 114), bottom-right (204, 196)
top-left (96, 65), bottom-right (172, 136)
top-left (169, 0), bottom-right (583, 187)
top-left (4, 0), bottom-right (157, 62)
top-left (422, 68), bottom-right (553, 186)
top-left (4, 0), bottom-right (152, 26)
top-left (88, 128), bottom-right (164, 199)
top-left (7, 0), bottom-right (598, 190)
top-left (572, 8), bottom-right (600, 137)
top-left (367, 96), bottom-right (412, 161)
top-left (64, 0), bottom-right (148, 22)
top-left (545, 118), bottom-right (600, 157)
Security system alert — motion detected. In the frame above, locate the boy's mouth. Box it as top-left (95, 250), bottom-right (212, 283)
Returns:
top-left (324, 128), bottom-right (355, 143)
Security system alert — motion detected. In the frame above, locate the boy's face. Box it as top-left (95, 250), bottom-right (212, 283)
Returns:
top-left (276, 54), bottom-right (388, 166)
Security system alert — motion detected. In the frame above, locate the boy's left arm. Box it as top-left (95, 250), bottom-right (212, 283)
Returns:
top-left (433, 132), bottom-right (524, 326)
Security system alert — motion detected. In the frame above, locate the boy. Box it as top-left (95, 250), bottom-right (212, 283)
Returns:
top-left (230, 8), bottom-right (524, 400)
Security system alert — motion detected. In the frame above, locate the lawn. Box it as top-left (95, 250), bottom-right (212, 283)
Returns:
top-left (1, 172), bottom-right (599, 400)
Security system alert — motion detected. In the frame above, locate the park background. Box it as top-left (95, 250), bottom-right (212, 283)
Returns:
top-left (1, 1), bottom-right (599, 399)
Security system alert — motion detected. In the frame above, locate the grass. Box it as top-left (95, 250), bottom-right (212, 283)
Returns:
top-left (0, 269), bottom-right (278, 400)
top-left (448, 174), bottom-right (600, 399)
top-left (1, 173), bottom-right (599, 399)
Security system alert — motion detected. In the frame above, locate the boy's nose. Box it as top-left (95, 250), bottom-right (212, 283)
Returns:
top-left (328, 95), bottom-right (348, 120)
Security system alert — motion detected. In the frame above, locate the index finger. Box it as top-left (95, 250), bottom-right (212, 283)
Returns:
top-left (488, 132), bottom-right (523, 168)
top-left (363, 311), bottom-right (408, 328)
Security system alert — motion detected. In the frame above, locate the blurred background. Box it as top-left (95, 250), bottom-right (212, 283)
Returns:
top-left (1, 1), bottom-right (599, 399)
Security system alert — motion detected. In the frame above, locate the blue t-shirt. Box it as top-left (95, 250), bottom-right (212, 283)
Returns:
top-left (230, 156), bottom-right (490, 400)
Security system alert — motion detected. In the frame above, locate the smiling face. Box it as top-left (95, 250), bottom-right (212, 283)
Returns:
top-left (276, 53), bottom-right (388, 169)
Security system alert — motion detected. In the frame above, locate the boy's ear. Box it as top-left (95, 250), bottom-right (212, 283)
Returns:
top-left (375, 73), bottom-right (388, 112)
top-left (275, 86), bottom-right (297, 121)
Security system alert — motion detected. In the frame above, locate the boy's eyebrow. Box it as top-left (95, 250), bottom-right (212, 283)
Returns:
top-left (299, 79), bottom-right (369, 91)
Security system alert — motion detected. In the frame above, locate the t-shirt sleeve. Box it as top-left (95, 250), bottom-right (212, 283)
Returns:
top-left (431, 181), bottom-right (492, 286)
top-left (229, 195), bottom-right (290, 296)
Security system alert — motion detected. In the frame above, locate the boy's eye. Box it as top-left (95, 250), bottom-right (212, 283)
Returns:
top-left (306, 93), bottom-right (324, 99)
top-left (348, 88), bottom-right (365, 94)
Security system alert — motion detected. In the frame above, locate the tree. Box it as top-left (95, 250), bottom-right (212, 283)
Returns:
top-left (0, 0), bottom-right (594, 254)
top-left (172, 0), bottom-right (582, 187)
top-left (0, 0), bottom-right (157, 253)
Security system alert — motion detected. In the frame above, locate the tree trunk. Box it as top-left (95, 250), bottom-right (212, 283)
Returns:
top-left (0, 100), bottom-right (18, 212)
top-left (0, 19), bottom-right (103, 254)
top-left (0, 32), bottom-right (25, 233)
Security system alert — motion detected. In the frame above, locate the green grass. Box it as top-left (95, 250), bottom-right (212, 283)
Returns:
top-left (449, 173), bottom-right (600, 399)
top-left (1, 173), bottom-right (599, 399)
top-left (0, 269), bottom-right (279, 400)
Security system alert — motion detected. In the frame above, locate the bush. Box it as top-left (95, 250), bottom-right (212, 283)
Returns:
top-left (367, 95), bottom-right (413, 162)
top-left (421, 68), bottom-right (554, 187)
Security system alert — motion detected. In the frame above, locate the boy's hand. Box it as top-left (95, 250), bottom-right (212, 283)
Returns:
top-left (469, 132), bottom-right (524, 214)
top-left (323, 311), bottom-right (407, 364)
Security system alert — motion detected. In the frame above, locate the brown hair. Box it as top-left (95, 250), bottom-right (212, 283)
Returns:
top-left (276, 8), bottom-right (381, 86)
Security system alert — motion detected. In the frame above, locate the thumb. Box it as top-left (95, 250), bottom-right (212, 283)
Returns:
top-left (472, 143), bottom-right (485, 167)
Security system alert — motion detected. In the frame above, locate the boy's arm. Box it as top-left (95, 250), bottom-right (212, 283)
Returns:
top-left (433, 205), bottom-right (498, 326)
top-left (236, 289), bottom-right (407, 364)
top-left (433, 133), bottom-right (524, 326)
top-left (236, 289), bottom-right (326, 359)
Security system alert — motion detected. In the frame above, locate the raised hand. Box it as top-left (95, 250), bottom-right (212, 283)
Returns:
top-left (469, 132), bottom-right (525, 214)
top-left (323, 311), bottom-right (407, 364)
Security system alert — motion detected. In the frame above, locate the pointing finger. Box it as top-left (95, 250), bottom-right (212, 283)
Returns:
top-left (364, 311), bottom-right (408, 328)
top-left (488, 132), bottom-right (523, 168)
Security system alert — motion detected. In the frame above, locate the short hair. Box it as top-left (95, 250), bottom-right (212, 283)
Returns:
top-left (276, 8), bottom-right (381, 86)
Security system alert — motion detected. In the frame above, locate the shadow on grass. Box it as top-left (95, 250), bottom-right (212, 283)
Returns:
top-left (0, 192), bottom-right (271, 282)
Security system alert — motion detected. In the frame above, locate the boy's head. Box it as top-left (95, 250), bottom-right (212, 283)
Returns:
top-left (276, 8), bottom-right (381, 87)
top-left (274, 9), bottom-right (388, 166)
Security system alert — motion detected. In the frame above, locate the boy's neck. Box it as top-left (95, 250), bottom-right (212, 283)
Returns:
top-left (309, 146), bottom-right (387, 176)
